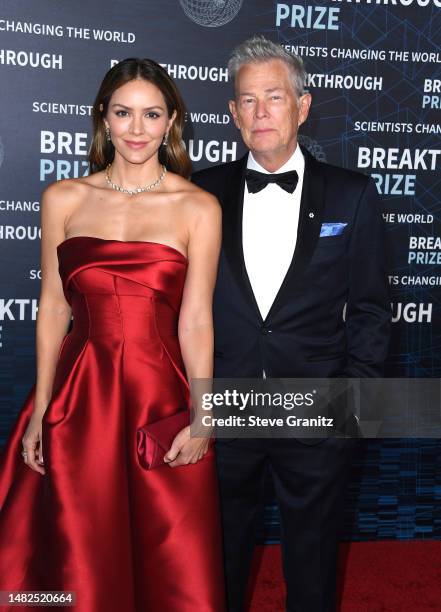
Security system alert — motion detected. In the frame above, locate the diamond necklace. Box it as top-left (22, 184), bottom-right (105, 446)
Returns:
top-left (105, 163), bottom-right (167, 195)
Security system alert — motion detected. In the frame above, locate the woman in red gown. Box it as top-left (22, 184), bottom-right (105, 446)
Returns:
top-left (0, 59), bottom-right (225, 611)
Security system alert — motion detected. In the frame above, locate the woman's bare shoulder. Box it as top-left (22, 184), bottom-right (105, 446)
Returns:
top-left (166, 172), bottom-right (220, 213)
top-left (42, 175), bottom-right (97, 202)
top-left (40, 176), bottom-right (102, 235)
top-left (41, 173), bottom-right (104, 211)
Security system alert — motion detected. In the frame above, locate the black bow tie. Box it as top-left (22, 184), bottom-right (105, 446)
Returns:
top-left (245, 168), bottom-right (299, 194)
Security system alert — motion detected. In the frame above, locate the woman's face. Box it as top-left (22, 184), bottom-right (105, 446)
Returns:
top-left (103, 78), bottom-right (175, 165)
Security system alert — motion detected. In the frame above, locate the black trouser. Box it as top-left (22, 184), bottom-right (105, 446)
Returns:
top-left (215, 437), bottom-right (357, 612)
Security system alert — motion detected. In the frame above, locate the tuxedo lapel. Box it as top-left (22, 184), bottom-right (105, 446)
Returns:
top-left (222, 148), bottom-right (326, 324)
top-left (222, 154), bottom-right (263, 322)
top-left (264, 148), bottom-right (326, 322)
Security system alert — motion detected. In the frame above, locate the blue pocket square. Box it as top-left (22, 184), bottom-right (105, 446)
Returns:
top-left (320, 222), bottom-right (347, 237)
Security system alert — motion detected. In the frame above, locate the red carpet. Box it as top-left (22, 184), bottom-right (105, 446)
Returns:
top-left (248, 541), bottom-right (441, 611)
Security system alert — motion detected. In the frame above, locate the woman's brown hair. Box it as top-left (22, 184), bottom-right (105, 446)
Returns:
top-left (88, 58), bottom-right (192, 177)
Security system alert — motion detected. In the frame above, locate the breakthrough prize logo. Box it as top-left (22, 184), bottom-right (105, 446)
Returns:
top-left (179, 0), bottom-right (243, 27)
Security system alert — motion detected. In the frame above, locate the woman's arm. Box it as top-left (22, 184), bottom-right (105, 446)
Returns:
top-left (22, 182), bottom-right (73, 474)
top-left (164, 190), bottom-right (221, 467)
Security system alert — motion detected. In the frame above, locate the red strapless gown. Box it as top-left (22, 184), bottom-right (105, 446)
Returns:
top-left (0, 237), bottom-right (226, 612)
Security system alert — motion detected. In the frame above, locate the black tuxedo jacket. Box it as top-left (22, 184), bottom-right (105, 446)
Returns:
top-left (192, 147), bottom-right (391, 379)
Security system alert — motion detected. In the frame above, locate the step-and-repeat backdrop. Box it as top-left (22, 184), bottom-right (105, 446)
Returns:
top-left (0, 0), bottom-right (440, 541)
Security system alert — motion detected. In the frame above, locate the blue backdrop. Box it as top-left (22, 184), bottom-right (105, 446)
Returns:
top-left (0, 0), bottom-right (440, 541)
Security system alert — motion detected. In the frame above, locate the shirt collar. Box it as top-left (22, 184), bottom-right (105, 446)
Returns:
top-left (246, 144), bottom-right (304, 175)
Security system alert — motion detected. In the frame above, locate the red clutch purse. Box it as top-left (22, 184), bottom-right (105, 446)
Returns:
top-left (136, 410), bottom-right (190, 470)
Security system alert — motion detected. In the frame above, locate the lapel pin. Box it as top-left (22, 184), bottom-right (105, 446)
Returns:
top-left (309, 212), bottom-right (314, 218)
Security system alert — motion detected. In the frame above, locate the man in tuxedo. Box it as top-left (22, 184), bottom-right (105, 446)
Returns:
top-left (192, 36), bottom-right (390, 612)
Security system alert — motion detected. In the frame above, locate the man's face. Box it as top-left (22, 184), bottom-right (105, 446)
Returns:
top-left (229, 59), bottom-right (311, 160)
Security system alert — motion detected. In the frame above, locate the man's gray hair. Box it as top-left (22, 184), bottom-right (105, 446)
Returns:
top-left (228, 35), bottom-right (307, 98)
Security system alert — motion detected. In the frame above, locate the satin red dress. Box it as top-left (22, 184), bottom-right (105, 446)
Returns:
top-left (0, 236), bottom-right (226, 612)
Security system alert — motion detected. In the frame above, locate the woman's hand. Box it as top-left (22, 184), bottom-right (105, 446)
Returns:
top-left (21, 412), bottom-right (46, 475)
top-left (164, 425), bottom-right (210, 468)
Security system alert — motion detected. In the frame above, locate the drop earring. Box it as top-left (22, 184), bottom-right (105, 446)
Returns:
top-left (105, 126), bottom-right (111, 142)
top-left (162, 133), bottom-right (168, 147)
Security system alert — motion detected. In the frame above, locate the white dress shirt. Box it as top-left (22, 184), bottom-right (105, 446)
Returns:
top-left (242, 145), bottom-right (305, 321)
